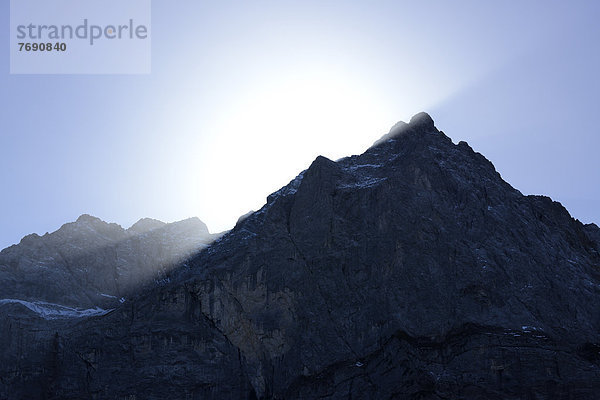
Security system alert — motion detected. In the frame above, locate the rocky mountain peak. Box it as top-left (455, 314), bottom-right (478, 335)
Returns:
top-left (75, 213), bottom-right (102, 224)
top-left (372, 111), bottom-right (439, 147)
top-left (17, 233), bottom-right (40, 246)
top-left (71, 214), bottom-right (123, 232)
top-left (181, 112), bottom-right (600, 398)
top-left (171, 216), bottom-right (210, 234)
top-left (409, 110), bottom-right (436, 131)
top-left (127, 217), bottom-right (167, 234)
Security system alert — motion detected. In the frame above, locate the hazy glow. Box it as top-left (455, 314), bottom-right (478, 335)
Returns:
top-left (194, 70), bottom-right (396, 232)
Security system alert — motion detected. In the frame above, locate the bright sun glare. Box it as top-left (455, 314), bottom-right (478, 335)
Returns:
top-left (194, 71), bottom-right (399, 233)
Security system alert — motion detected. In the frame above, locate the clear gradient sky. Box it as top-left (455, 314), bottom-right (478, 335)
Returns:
top-left (1, 1), bottom-right (599, 249)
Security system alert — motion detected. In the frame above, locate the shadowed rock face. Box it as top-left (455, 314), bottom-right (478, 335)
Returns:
top-left (1, 113), bottom-right (599, 399)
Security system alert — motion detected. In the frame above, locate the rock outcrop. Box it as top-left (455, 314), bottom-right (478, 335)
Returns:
top-left (1, 113), bottom-right (599, 399)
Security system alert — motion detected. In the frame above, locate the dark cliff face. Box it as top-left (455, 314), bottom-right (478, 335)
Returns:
top-left (1, 113), bottom-right (599, 400)
top-left (0, 215), bottom-right (215, 309)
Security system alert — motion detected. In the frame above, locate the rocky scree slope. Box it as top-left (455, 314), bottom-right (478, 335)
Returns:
top-left (1, 112), bottom-right (599, 399)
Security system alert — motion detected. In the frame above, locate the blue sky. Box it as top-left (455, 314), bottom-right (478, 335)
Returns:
top-left (1, 1), bottom-right (599, 249)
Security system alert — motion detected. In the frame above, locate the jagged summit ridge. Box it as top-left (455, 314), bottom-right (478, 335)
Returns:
top-left (0, 214), bottom-right (217, 310)
top-left (264, 112), bottom-right (442, 207)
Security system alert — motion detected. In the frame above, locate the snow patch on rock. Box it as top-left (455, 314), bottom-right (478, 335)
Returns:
top-left (0, 298), bottom-right (112, 319)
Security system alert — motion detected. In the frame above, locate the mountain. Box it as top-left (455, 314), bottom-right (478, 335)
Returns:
top-left (0, 215), bottom-right (216, 311)
top-left (1, 112), bottom-right (599, 399)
